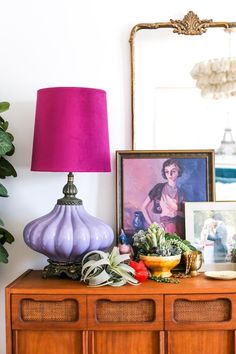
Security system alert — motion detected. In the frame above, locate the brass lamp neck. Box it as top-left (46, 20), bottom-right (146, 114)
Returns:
top-left (57, 172), bottom-right (82, 205)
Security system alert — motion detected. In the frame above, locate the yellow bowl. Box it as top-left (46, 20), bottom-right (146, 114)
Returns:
top-left (140, 254), bottom-right (181, 278)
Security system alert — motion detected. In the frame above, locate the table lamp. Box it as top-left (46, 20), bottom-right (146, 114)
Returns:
top-left (23, 87), bottom-right (114, 279)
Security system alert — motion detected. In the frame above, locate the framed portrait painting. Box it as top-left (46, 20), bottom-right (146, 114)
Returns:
top-left (185, 201), bottom-right (236, 271)
top-left (116, 150), bottom-right (215, 242)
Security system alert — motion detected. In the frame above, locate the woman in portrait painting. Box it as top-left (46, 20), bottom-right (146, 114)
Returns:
top-left (141, 158), bottom-right (185, 237)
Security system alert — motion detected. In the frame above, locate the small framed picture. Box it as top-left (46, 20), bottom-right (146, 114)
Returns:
top-left (185, 201), bottom-right (236, 271)
top-left (116, 150), bottom-right (215, 242)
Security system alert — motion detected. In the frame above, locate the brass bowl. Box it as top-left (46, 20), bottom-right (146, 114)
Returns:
top-left (140, 254), bottom-right (181, 278)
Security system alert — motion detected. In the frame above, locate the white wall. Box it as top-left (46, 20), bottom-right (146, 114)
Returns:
top-left (0, 1), bottom-right (236, 352)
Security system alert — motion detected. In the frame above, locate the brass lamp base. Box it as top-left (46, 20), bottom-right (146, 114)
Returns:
top-left (42, 259), bottom-right (82, 280)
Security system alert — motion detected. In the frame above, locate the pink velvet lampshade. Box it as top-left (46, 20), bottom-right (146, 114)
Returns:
top-left (23, 87), bottom-right (114, 279)
top-left (31, 87), bottom-right (111, 172)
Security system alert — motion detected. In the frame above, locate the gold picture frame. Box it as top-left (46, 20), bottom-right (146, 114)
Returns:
top-left (116, 149), bottom-right (215, 243)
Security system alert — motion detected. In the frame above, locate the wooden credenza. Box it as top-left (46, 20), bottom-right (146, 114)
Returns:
top-left (5, 269), bottom-right (236, 354)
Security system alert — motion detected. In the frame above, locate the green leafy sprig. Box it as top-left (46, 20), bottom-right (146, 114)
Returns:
top-left (149, 275), bottom-right (180, 284)
top-left (0, 102), bottom-right (16, 263)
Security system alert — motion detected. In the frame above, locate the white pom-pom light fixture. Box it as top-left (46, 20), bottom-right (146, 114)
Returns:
top-left (191, 57), bottom-right (236, 99)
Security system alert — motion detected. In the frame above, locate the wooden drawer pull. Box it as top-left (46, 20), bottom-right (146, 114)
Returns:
top-left (95, 299), bottom-right (155, 323)
top-left (21, 299), bottom-right (79, 322)
top-left (173, 299), bottom-right (231, 322)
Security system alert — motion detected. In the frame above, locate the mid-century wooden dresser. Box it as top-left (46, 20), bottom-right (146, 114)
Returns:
top-left (5, 269), bottom-right (236, 354)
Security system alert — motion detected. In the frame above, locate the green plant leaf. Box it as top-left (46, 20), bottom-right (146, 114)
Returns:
top-left (0, 157), bottom-right (17, 178)
top-left (5, 144), bottom-right (15, 156)
top-left (88, 269), bottom-right (111, 286)
top-left (0, 243), bottom-right (9, 263)
top-left (112, 254), bottom-right (130, 266)
top-left (114, 267), bottom-right (139, 285)
top-left (88, 280), bottom-right (114, 288)
top-left (0, 120), bottom-right (8, 132)
top-left (109, 247), bottom-right (131, 265)
top-left (82, 258), bottom-right (110, 281)
top-left (0, 131), bottom-right (12, 155)
top-left (82, 250), bottom-right (108, 264)
top-left (0, 218), bottom-right (4, 226)
top-left (0, 102), bottom-right (10, 114)
top-left (118, 263), bottom-right (136, 275)
top-left (0, 183), bottom-right (8, 197)
top-left (6, 132), bottom-right (14, 142)
top-left (0, 227), bottom-right (15, 244)
top-left (81, 259), bottom-right (96, 271)
top-left (111, 279), bottom-right (127, 287)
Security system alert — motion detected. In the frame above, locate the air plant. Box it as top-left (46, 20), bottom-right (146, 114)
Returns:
top-left (81, 247), bottom-right (139, 287)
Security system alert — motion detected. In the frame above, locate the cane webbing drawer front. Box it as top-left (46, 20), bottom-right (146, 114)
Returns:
top-left (165, 294), bottom-right (236, 330)
top-left (174, 299), bottom-right (231, 322)
top-left (87, 295), bottom-right (163, 330)
top-left (11, 294), bottom-right (87, 330)
top-left (96, 299), bottom-right (155, 322)
top-left (21, 298), bottom-right (78, 321)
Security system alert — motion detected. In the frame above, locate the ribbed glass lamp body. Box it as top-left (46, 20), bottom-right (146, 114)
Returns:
top-left (23, 204), bottom-right (114, 262)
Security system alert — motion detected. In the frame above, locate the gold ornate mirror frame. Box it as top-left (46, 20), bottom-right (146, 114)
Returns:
top-left (130, 11), bottom-right (236, 149)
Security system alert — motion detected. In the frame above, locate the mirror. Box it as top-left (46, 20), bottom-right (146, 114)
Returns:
top-left (130, 11), bottom-right (236, 200)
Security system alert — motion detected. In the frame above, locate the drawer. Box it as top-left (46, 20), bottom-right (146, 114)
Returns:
top-left (165, 294), bottom-right (236, 330)
top-left (87, 295), bottom-right (163, 330)
top-left (11, 294), bottom-right (87, 330)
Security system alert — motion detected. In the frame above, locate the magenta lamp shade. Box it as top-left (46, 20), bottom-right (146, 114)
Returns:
top-left (31, 87), bottom-right (111, 172)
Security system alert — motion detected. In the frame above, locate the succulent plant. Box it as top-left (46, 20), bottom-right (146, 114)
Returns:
top-left (133, 223), bottom-right (196, 257)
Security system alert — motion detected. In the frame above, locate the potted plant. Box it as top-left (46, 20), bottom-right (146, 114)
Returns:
top-left (0, 102), bottom-right (16, 263)
top-left (133, 223), bottom-right (196, 278)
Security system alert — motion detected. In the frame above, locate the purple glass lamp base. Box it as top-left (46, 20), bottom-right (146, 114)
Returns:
top-left (23, 203), bottom-right (114, 263)
top-left (23, 173), bottom-right (114, 278)
top-left (42, 259), bottom-right (82, 279)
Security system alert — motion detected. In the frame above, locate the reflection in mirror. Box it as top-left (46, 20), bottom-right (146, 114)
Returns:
top-left (130, 12), bottom-right (236, 200)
